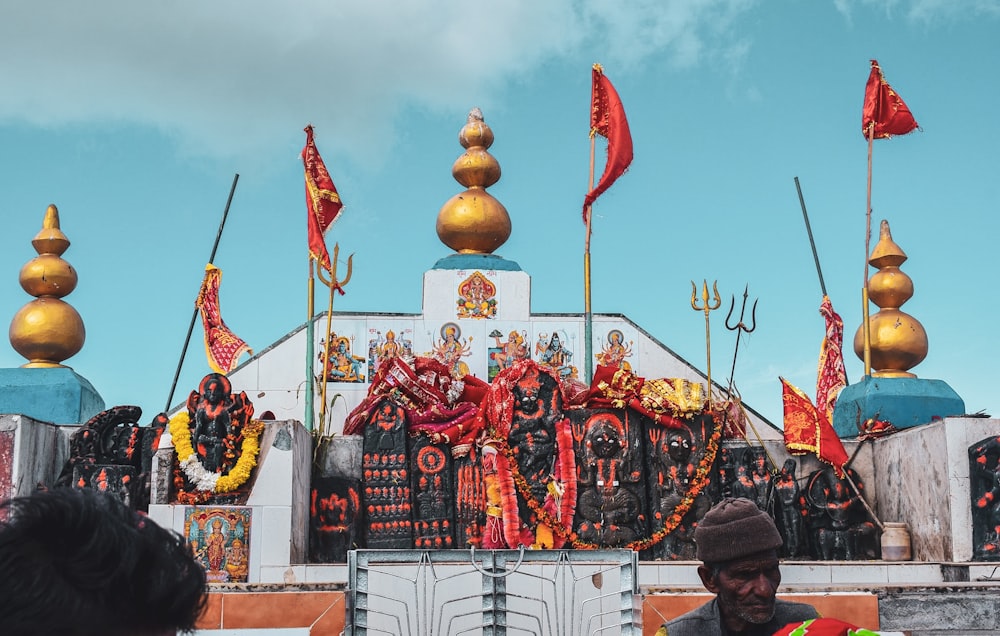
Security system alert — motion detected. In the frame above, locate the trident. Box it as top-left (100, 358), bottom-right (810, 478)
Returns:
top-left (721, 284), bottom-right (777, 467)
top-left (724, 284), bottom-right (757, 399)
top-left (317, 243), bottom-right (353, 433)
top-left (691, 280), bottom-right (721, 409)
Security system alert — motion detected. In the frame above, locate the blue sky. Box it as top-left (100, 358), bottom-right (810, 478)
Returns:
top-left (1, 0), bottom-right (997, 427)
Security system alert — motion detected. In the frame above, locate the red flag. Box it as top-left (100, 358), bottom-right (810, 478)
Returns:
top-left (862, 59), bottom-right (918, 139)
top-left (583, 64), bottom-right (633, 223)
top-left (815, 295), bottom-right (848, 423)
top-left (781, 377), bottom-right (850, 478)
top-left (302, 125), bottom-right (344, 273)
top-left (196, 264), bottom-right (252, 374)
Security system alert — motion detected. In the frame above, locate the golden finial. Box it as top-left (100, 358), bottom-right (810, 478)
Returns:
top-left (853, 219), bottom-right (927, 377)
top-left (9, 204), bottom-right (86, 367)
top-left (435, 108), bottom-right (512, 254)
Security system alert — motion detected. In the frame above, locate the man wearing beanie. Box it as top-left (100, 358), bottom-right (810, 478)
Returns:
top-left (656, 497), bottom-right (818, 635)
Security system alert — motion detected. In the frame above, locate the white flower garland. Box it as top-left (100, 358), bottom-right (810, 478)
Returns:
top-left (179, 453), bottom-right (221, 491)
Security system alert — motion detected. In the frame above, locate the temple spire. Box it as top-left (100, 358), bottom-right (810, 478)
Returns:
top-left (9, 204), bottom-right (86, 367)
top-left (435, 108), bottom-right (512, 254)
top-left (853, 219), bottom-right (927, 377)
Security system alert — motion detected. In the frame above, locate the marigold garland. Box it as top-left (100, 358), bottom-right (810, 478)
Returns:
top-left (169, 411), bottom-right (264, 502)
top-left (503, 411), bottom-right (722, 552)
top-left (493, 416), bottom-right (577, 548)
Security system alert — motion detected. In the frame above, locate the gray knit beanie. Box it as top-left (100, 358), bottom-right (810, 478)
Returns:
top-left (694, 497), bottom-right (783, 564)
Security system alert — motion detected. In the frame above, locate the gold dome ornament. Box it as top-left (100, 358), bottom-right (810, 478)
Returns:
top-left (853, 219), bottom-right (927, 377)
top-left (436, 108), bottom-right (512, 254)
top-left (9, 204), bottom-right (86, 367)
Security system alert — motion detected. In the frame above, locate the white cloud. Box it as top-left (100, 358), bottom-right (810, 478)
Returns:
top-left (0, 0), bottom-right (758, 161)
top-left (833, 0), bottom-right (1000, 21)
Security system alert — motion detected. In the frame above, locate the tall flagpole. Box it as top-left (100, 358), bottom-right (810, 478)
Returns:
top-left (863, 125), bottom-right (875, 376)
top-left (164, 173), bottom-right (239, 412)
top-left (305, 258), bottom-right (316, 432)
top-left (584, 134), bottom-right (596, 384)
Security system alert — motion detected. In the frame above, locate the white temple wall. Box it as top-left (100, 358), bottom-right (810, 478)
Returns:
top-left (225, 311), bottom-right (779, 439)
top-left (0, 414), bottom-right (69, 502)
top-left (868, 416), bottom-right (1000, 562)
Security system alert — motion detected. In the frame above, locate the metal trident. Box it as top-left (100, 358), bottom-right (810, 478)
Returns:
top-left (691, 280), bottom-right (721, 408)
top-left (317, 243), bottom-right (354, 293)
top-left (318, 243), bottom-right (354, 431)
top-left (724, 284), bottom-right (758, 398)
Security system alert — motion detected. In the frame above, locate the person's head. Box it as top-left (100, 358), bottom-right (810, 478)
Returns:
top-left (0, 487), bottom-right (207, 636)
top-left (694, 497), bottom-right (785, 632)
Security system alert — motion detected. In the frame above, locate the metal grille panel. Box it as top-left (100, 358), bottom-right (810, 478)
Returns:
top-left (346, 548), bottom-right (641, 635)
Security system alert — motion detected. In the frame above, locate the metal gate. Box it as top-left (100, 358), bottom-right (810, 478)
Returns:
top-left (345, 548), bottom-right (641, 635)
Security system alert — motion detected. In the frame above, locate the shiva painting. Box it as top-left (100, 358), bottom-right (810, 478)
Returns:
top-left (455, 270), bottom-right (497, 320)
top-left (319, 330), bottom-right (366, 383)
top-left (366, 322), bottom-right (414, 379)
top-left (594, 327), bottom-right (637, 372)
top-left (487, 325), bottom-right (531, 381)
top-left (184, 506), bottom-right (252, 583)
top-left (533, 325), bottom-right (580, 381)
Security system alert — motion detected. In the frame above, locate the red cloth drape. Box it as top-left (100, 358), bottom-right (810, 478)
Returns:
top-left (782, 377), bottom-right (849, 478)
top-left (583, 65), bottom-right (633, 223)
top-left (302, 125), bottom-right (344, 273)
top-left (816, 295), bottom-right (848, 423)
top-left (862, 59), bottom-right (918, 139)
top-left (196, 264), bottom-right (252, 374)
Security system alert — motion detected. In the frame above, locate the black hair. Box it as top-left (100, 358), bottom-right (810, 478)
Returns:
top-left (0, 488), bottom-right (207, 636)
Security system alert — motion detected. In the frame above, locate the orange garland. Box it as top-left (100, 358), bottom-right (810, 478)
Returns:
top-left (502, 411), bottom-right (722, 551)
top-left (493, 415), bottom-right (578, 548)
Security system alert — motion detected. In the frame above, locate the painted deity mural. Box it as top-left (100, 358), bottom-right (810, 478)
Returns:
top-left (535, 329), bottom-right (578, 381)
top-left (367, 326), bottom-right (414, 379)
top-left (428, 322), bottom-right (473, 379)
top-left (307, 319), bottom-right (641, 389)
top-left (184, 506), bottom-right (252, 583)
top-left (319, 332), bottom-right (366, 383)
top-left (595, 329), bottom-right (634, 371)
top-left (456, 270), bottom-right (497, 319)
top-left (487, 327), bottom-right (530, 381)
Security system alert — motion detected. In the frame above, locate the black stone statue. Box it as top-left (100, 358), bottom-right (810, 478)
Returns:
top-left (970, 435), bottom-right (1000, 560)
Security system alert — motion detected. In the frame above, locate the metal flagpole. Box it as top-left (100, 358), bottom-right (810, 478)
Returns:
top-left (164, 173), bottom-right (239, 413)
top-left (584, 134), bottom-right (596, 384)
top-left (863, 126), bottom-right (875, 377)
top-left (305, 258), bottom-right (316, 432)
top-left (794, 177), bottom-right (828, 298)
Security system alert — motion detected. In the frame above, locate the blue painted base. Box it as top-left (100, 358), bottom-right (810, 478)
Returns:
top-left (0, 367), bottom-right (106, 425)
top-left (832, 375), bottom-right (965, 439)
top-left (431, 253), bottom-right (522, 271)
